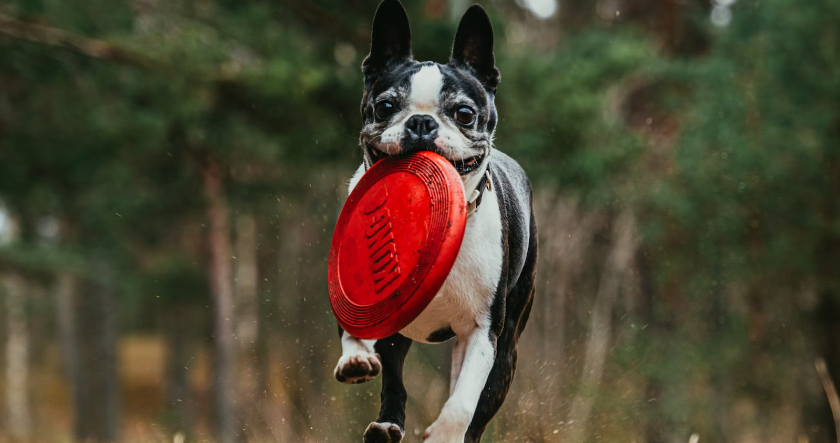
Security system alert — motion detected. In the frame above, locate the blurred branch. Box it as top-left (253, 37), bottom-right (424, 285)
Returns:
top-left (0, 12), bottom-right (257, 84)
top-left (0, 12), bottom-right (305, 136)
top-left (815, 357), bottom-right (840, 443)
top-left (0, 12), bottom-right (154, 68)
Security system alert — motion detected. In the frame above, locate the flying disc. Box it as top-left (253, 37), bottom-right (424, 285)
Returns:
top-left (328, 150), bottom-right (467, 340)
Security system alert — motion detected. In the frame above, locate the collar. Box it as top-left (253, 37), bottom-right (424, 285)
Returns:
top-left (466, 168), bottom-right (492, 214)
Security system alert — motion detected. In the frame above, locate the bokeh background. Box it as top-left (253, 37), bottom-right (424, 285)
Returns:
top-left (1, 0), bottom-right (839, 442)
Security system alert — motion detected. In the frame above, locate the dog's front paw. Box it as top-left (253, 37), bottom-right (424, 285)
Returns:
top-left (422, 419), bottom-right (465, 443)
top-left (334, 351), bottom-right (381, 384)
top-left (364, 422), bottom-right (403, 443)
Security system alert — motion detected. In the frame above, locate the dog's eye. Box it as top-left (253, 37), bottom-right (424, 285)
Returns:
top-left (375, 101), bottom-right (396, 121)
top-left (454, 107), bottom-right (476, 125)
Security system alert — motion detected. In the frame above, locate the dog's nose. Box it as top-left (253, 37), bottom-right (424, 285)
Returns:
top-left (404, 114), bottom-right (439, 140)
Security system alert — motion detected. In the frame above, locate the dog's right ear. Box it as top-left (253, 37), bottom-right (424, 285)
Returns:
top-left (362, 0), bottom-right (412, 85)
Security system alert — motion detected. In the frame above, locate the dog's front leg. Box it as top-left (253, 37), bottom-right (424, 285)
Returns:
top-left (424, 327), bottom-right (496, 443)
top-left (364, 333), bottom-right (413, 443)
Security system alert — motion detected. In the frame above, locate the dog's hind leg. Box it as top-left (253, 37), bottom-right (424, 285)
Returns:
top-left (334, 327), bottom-right (382, 384)
top-left (364, 333), bottom-right (413, 443)
top-left (466, 216), bottom-right (538, 443)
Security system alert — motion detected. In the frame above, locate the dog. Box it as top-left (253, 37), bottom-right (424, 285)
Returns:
top-left (333, 1), bottom-right (537, 442)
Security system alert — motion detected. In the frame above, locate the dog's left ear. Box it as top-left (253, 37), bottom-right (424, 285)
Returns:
top-left (450, 5), bottom-right (500, 93)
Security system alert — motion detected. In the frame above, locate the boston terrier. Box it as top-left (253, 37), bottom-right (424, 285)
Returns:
top-left (333, 1), bottom-right (538, 442)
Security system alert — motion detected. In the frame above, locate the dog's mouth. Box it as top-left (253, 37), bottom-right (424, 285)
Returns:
top-left (368, 145), bottom-right (484, 175)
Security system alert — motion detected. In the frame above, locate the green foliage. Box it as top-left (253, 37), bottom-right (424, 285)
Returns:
top-left (497, 30), bottom-right (658, 205)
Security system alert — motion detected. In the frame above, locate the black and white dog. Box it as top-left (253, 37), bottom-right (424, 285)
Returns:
top-left (333, 1), bottom-right (537, 442)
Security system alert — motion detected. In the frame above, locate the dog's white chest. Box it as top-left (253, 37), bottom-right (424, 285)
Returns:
top-left (399, 189), bottom-right (503, 343)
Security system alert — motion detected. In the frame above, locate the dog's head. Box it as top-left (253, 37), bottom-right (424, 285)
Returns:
top-left (359, 0), bottom-right (500, 187)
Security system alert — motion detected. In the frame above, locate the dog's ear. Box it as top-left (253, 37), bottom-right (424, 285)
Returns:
top-left (450, 5), bottom-right (500, 93)
top-left (362, 0), bottom-right (412, 84)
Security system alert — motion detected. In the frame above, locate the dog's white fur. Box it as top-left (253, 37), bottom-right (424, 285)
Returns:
top-left (409, 65), bottom-right (444, 109)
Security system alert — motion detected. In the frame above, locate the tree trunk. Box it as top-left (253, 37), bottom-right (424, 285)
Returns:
top-left (163, 304), bottom-right (192, 438)
top-left (3, 273), bottom-right (31, 441)
top-left (202, 158), bottom-right (238, 443)
top-left (55, 272), bottom-right (84, 441)
top-left (638, 248), bottom-right (668, 443)
top-left (565, 212), bottom-right (636, 443)
top-left (254, 225), bottom-right (274, 399)
top-left (73, 268), bottom-right (120, 443)
top-left (95, 273), bottom-right (120, 443)
top-left (234, 213), bottom-right (260, 439)
top-left (235, 214), bottom-right (258, 352)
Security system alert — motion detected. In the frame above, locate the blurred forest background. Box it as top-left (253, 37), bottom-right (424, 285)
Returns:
top-left (1, 0), bottom-right (839, 442)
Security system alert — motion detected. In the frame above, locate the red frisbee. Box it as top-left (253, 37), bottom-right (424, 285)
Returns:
top-left (328, 151), bottom-right (467, 340)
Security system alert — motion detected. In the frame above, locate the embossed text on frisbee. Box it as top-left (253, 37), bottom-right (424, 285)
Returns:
top-left (363, 185), bottom-right (401, 292)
